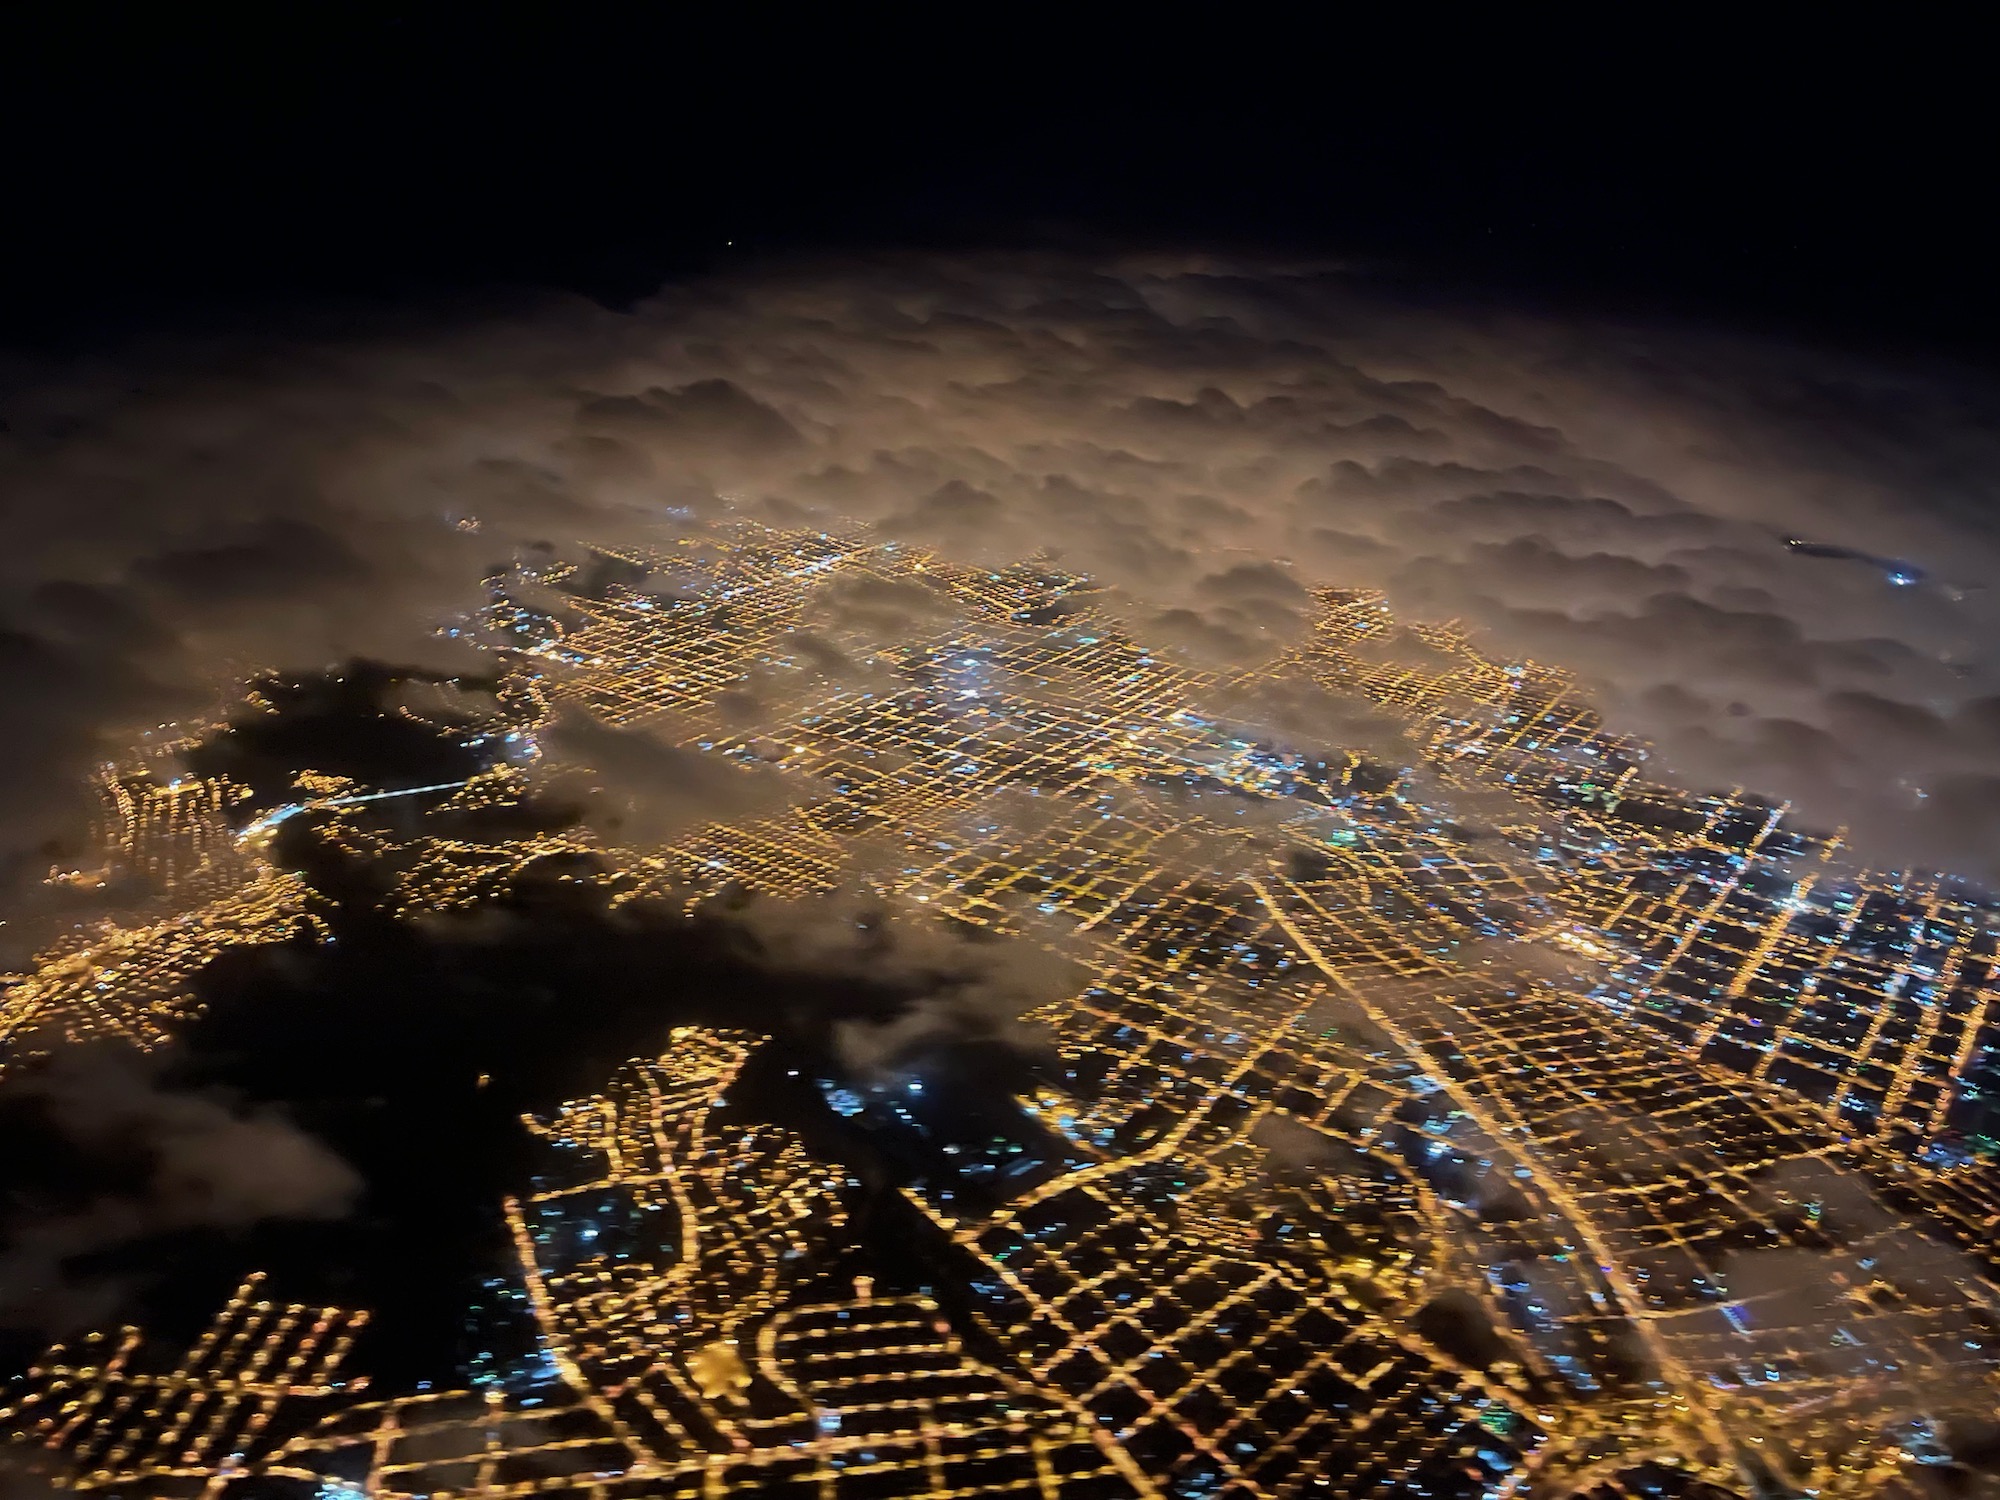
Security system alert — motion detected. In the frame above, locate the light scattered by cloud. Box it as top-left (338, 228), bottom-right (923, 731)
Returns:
top-left (0, 1044), bottom-right (360, 1328)
top-left (716, 891), bottom-right (1080, 1075)
top-left (5, 250), bottom-right (2000, 907)
top-left (538, 709), bottom-right (805, 847)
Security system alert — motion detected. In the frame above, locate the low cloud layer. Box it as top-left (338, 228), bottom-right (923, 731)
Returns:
top-left (6, 252), bottom-right (2000, 916)
top-left (715, 891), bottom-right (1080, 1075)
top-left (0, 1045), bottom-right (360, 1328)
top-left (539, 709), bottom-right (805, 847)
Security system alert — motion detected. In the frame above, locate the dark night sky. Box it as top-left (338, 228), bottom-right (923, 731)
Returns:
top-left (1, 8), bottom-right (1991, 360)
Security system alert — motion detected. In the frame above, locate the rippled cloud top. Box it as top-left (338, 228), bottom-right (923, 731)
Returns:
top-left (6, 253), bottom-right (2000, 914)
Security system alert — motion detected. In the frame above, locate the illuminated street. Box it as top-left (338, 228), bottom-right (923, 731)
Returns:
top-left (3, 522), bottom-right (1996, 1498)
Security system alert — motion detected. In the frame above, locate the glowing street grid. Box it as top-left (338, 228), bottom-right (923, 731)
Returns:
top-left (6, 519), bottom-right (2000, 1499)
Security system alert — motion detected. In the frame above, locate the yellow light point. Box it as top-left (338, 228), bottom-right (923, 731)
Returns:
top-left (5, 517), bottom-right (1990, 1500)
top-left (686, 1341), bottom-right (752, 1401)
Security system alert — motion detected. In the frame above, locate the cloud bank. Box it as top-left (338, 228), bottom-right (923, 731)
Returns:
top-left (5, 252), bottom-right (2000, 926)
top-left (0, 1044), bottom-right (359, 1327)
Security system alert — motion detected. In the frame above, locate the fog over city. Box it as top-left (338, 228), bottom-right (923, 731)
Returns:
top-left (12, 13), bottom-right (2000, 1496)
top-left (7, 252), bottom-right (2000, 921)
